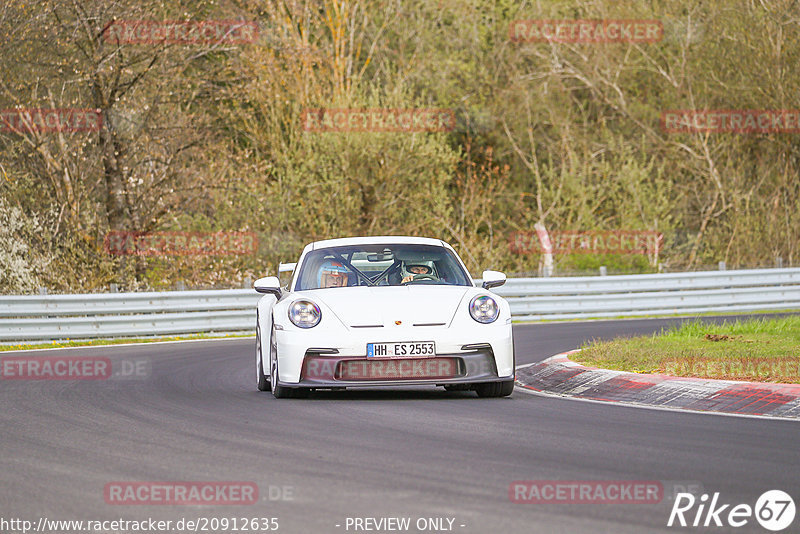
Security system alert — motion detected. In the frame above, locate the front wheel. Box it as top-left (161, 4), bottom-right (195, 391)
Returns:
top-left (269, 325), bottom-right (309, 399)
top-left (475, 379), bottom-right (514, 398)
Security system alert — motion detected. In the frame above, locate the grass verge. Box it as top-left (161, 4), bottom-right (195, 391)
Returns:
top-left (575, 316), bottom-right (800, 383)
top-left (0, 332), bottom-right (253, 352)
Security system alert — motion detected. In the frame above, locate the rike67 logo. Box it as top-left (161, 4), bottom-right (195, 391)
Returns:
top-left (668, 490), bottom-right (795, 531)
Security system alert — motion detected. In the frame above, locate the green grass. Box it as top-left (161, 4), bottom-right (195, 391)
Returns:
top-left (575, 316), bottom-right (800, 383)
top-left (0, 332), bottom-right (253, 352)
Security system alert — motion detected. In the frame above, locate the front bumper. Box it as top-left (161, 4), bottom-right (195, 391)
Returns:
top-left (273, 322), bottom-right (514, 386)
top-left (293, 347), bottom-right (502, 388)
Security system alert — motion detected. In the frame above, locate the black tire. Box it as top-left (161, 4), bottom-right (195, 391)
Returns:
top-left (475, 379), bottom-right (514, 398)
top-left (256, 318), bottom-right (269, 391)
top-left (257, 352), bottom-right (270, 392)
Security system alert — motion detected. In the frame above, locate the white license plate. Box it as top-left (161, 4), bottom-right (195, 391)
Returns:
top-left (367, 341), bottom-right (435, 358)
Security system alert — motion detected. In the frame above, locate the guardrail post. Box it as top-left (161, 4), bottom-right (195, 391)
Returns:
top-left (110, 283), bottom-right (118, 293)
top-left (599, 266), bottom-right (607, 276)
top-left (38, 287), bottom-right (47, 295)
top-left (776, 257), bottom-right (784, 268)
top-left (718, 261), bottom-right (726, 271)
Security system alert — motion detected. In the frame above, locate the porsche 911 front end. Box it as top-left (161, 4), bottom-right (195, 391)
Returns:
top-left (255, 237), bottom-right (514, 398)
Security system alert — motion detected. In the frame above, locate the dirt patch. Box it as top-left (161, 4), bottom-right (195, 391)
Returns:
top-left (703, 333), bottom-right (755, 343)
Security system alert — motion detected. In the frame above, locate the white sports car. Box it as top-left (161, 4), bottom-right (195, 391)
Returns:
top-left (253, 236), bottom-right (514, 398)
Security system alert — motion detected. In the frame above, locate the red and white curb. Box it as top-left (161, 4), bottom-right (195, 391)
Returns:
top-left (515, 350), bottom-right (800, 420)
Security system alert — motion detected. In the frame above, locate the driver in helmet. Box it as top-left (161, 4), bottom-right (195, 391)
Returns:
top-left (401, 261), bottom-right (437, 284)
top-left (318, 260), bottom-right (351, 288)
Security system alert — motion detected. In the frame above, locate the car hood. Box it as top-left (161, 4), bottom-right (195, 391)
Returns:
top-left (300, 285), bottom-right (472, 328)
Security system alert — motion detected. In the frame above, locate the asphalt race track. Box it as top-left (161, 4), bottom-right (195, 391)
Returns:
top-left (2, 317), bottom-right (799, 533)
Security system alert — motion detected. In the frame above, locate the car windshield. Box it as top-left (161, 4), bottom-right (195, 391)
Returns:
top-left (294, 244), bottom-right (472, 290)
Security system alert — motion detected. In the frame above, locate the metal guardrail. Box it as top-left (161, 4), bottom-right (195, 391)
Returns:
top-left (0, 290), bottom-right (261, 342)
top-left (1, 268), bottom-right (799, 342)
top-left (493, 267), bottom-right (800, 320)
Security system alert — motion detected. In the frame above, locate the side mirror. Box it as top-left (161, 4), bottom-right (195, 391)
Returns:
top-left (253, 276), bottom-right (282, 298)
top-left (481, 270), bottom-right (506, 290)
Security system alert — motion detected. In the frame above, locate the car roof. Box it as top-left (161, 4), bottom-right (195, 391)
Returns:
top-left (307, 236), bottom-right (450, 251)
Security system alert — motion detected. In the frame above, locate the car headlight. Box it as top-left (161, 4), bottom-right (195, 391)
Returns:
top-left (469, 295), bottom-right (499, 324)
top-left (288, 300), bottom-right (321, 328)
